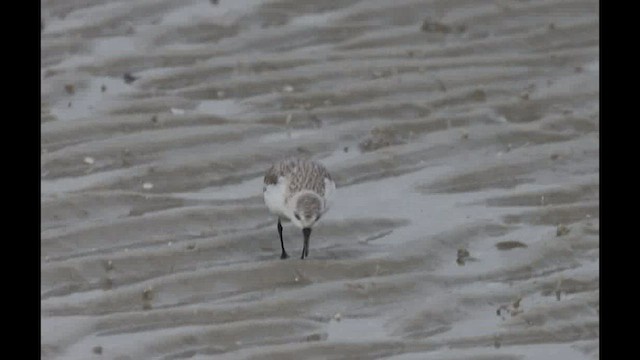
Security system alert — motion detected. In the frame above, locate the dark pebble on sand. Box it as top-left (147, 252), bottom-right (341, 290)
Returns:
top-left (123, 73), bottom-right (138, 84)
top-left (64, 84), bottom-right (75, 95)
top-left (92, 346), bottom-right (103, 355)
top-left (456, 248), bottom-right (470, 265)
top-left (495, 241), bottom-right (528, 250)
top-left (421, 18), bottom-right (466, 34)
top-left (306, 333), bottom-right (323, 342)
top-left (421, 18), bottom-right (453, 33)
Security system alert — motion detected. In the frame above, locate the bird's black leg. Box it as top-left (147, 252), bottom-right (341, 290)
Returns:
top-left (278, 218), bottom-right (288, 259)
top-left (301, 228), bottom-right (311, 259)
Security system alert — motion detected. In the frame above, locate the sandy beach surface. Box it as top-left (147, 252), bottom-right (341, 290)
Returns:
top-left (41, 0), bottom-right (599, 359)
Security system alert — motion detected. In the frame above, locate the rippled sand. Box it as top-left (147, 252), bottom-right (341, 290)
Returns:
top-left (41, 0), bottom-right (599, 359)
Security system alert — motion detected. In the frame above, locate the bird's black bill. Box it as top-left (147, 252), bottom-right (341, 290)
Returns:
top-left (301, 227), bottom-right (311, 259)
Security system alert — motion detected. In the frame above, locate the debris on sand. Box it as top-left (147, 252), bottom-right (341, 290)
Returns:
top-left (556, 224), bottom-right (570, 237)
top-left (142, 287), bottom-right (153, 301)
top-left (513, 297), bottom-right (522, 309)
top-left (123, 72), bottom-right (138, 84)
top-left (497, 297), bottom-right (524, 319)
top-left (456, 248), bottom-right (470, 265)
top-left (92, 346), bottom-right (103, 355)
top-left (142, 286), bottom-right (154, 310)
top-left (83, 157), bottom-right (95, 165)
top-left (421, 17), bottom-right (466, 34)
top-left (495, 241), bottom-right (528, 251)
top-left (554, 277), bottom-right (563, 301)
top-left (104, 260), bottom-right (114, 271)
top-left (333, 312), bottom-right (342, 321)
top-left (142, 182), bottom-right (154, 190)
top-left (64, 84), bottom-right (75, 95)
top-left (306, 333), bottom-right (323, 342)
top-left (358, 127), bottom-right (405, 152)
top-left (101, 84), bottom-right (107, 93)
top-left (421, 18), bottom-right (452, 33)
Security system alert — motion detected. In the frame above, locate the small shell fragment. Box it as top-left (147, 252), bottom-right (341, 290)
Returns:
top-left (83, 157), bottom-right (95, 165)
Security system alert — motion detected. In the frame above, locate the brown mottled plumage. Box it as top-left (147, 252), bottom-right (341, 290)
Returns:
top-left (263, 157), bottom-right (333, 201)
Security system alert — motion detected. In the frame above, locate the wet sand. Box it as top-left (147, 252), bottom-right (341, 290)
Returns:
top-left (41, 0), bottom-right (599, 359)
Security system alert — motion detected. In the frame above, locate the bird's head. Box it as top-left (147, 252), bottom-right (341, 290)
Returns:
top-left (291, 192), bottom-right (324, 229)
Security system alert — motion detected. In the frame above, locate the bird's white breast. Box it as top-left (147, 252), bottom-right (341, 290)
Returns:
top-left (263, 177), bottom-right (289, 218)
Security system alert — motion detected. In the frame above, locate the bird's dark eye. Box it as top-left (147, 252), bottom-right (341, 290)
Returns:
top-left (294, 213), bottom-right (301, 220)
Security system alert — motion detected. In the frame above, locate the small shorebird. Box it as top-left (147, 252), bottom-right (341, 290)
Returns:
top-left (263, 158), bottom-right (336, 259)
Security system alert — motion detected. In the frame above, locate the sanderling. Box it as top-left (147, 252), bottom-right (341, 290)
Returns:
top-left (263, 158), bottom-right (336, 259)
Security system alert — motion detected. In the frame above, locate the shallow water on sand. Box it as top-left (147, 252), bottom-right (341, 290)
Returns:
top-left (42, 0), bottom-right (599, 359)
